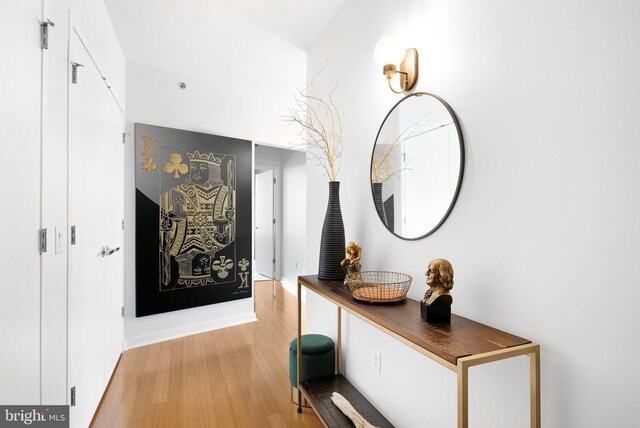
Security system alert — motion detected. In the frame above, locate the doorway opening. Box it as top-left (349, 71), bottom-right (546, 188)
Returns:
top-left (255, 169), bottom-right (276, 280)
top-left (254, 144), bottom-right (306, 295)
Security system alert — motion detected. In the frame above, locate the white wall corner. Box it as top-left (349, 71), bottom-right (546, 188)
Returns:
top-left (280, 278), bottom-right (298, 296)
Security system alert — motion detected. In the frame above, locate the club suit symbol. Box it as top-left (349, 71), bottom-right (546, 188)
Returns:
top-left (163, 153), bottom-right (188, 178)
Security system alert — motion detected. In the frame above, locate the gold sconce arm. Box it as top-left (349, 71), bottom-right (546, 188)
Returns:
top-left (386, 71), bottom-right (409, 94)
top-left (381, 48), bottom-right (419, 94)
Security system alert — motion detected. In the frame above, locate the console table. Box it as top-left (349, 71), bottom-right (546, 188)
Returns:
top-left (296, 275), bottom-right (540, 428)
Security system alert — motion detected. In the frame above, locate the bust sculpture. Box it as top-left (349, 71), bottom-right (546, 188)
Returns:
top-left (422, 258), bottom-right (454, 306)
top-left (341, 241), bottom-right (362, 276)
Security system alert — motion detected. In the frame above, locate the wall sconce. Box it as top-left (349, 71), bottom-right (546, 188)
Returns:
top-left (374, 36), bottom-right (419, 94)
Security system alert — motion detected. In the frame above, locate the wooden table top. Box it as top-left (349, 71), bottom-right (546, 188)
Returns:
top-left (298, 275), bottom-right (530, 367)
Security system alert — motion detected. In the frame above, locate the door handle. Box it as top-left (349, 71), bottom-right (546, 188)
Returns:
top-left (101, 246), bottom-right (120, 257)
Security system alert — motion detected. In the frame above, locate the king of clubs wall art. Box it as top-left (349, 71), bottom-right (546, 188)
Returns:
top-left (135, 123), bottom-right (252, 317)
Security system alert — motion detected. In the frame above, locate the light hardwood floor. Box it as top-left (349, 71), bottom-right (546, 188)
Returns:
top-left (91, 281), bottom-right (322, 428)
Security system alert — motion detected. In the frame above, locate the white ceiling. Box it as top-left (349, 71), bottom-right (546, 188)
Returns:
top-left (104, 0), bottom-right (347, 73)
top-left (216, 0), bottom-right (346, 50)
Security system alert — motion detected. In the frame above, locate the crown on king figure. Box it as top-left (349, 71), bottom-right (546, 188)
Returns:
top-left (187, 151), bottom-right (222, 165)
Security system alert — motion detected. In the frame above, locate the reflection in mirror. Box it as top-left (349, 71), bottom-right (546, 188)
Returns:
top-left (371, 92), bottom-right (464, 240)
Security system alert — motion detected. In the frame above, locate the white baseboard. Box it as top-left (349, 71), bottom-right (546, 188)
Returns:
top-left (280, 277), bottom-right (308, 303)
top-left (280, 278), bottom-right (297, 295)
top-left (124, 312), bottom-right (257, 350)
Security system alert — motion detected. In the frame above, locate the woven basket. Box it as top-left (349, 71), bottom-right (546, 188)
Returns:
top-left (346, 271), bottom-right (412, 303)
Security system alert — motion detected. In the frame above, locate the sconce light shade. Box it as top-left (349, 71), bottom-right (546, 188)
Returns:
top-left (374, 36), bottom-right (406, 66)
top-left (374, 36), bottom-right (419, 94)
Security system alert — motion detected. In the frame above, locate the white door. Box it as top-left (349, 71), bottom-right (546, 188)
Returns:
top-left (68, 29), bottom-right (124, 428)
top-left (255, 170), bottom-right (275, 278)
top-left (102, 82), bottom-right (125, 386)
top-left (0, 0), bottom-right (42, 404)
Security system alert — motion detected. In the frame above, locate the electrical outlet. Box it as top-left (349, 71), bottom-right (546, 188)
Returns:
top-left (372, 350), bottom-right (381, 375)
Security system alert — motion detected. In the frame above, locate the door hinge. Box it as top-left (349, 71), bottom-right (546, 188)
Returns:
top-left (272, 258), bottom-right (276, 264)
top-left (121, 306), bottom-right (125, 317)
top-left (70, 386), bottom-right (76, 406)
top-left (71, 62), bottom-right (84, 84)
top-left (272, 218), bottom-right (276, 224)
top-left (40, 228), bottom-right (47, 253)
top-left (122, 220), bottom-right (125, 230)
top-left (70, 226), bottom-right (76, 245)
top-left (273, 178), bottom-right (276, 184)
top-left (122, 132), bottom-right (130, 144)
top-left (40, 19), bottom-right (55, 50)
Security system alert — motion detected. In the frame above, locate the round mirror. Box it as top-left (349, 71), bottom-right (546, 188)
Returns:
top-left (370, 92), bottom-right (464, 240)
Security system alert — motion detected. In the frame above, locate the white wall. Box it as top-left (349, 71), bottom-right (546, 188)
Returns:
top-left (256, 144), bottom-right (285, 169)
top-left (306, 0), bottom-right (640, 427)
top-left (125, 59), bottom-right (305, 148)
top-left (280, 149), bottom-right (307, 293)
top-left (124, 41), bottom-right (306, 347)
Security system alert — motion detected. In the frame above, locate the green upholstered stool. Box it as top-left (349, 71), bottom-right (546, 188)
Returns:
top-left (289, 334), bottom-right (335, 406)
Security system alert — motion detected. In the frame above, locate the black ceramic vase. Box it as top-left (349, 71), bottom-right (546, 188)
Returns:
top-left (371, 182), bottom-right (388, 225)
top-left (318, 181), bottom-right (346, 281)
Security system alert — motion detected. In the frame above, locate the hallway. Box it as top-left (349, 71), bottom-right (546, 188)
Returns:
top-left (92, 281), bottom-right (322, 427)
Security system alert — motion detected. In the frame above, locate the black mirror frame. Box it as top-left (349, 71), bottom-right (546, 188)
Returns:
top-left (370, 92), bottom-right (465, 241)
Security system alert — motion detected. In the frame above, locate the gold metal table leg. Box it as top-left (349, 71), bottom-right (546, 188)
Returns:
top-left (530, 344), bottom-right (541, 428)
top-left (297, 280), bottom-right (302, 413)
top-left (337, 306), bottom-right (342, 374)
top-left (457, 362), bottom-right (469, 428)
top-left (456, 343), bottom-right (541, 427)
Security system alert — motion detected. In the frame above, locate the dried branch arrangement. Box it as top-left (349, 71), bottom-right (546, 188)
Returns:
top-left (283, 75), bottom-right (342, 182)
top-left (330, 392), bottom-right (379, 428)
top-left (371, 114), bottom-right (432, 184)
top-left (371, 143), bottom-right (402, 184)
